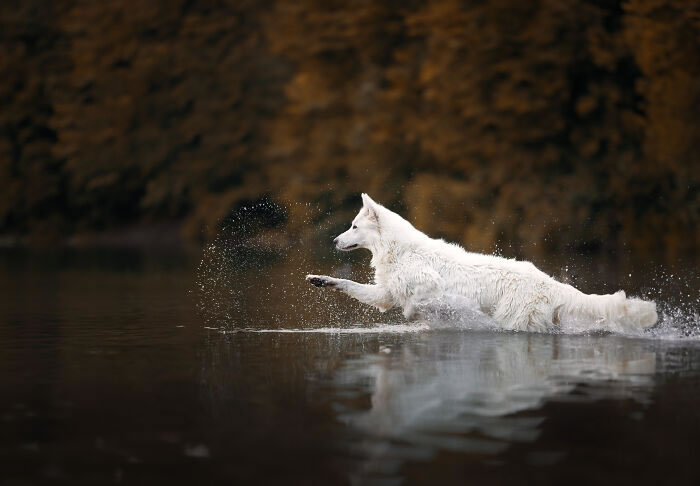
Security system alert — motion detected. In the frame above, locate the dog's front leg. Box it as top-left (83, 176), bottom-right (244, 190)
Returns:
top-left (306, 275), bottom-right (393, 312)
top-left (402, 303), bottom-right (417, 320)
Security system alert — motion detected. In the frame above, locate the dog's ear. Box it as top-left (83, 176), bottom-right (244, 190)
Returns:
top-left (361, 193), bottom-right (380, 223)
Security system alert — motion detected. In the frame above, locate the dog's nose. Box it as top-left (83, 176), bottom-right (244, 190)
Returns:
top-left (333, 237), bottom-right (339, 245)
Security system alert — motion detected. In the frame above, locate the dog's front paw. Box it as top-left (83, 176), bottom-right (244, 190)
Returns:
top-left (306, 274), bottom-right (337, 288)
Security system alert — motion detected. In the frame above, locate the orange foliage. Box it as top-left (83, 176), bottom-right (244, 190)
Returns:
top-left (0, 0), bottom-right (697, 257)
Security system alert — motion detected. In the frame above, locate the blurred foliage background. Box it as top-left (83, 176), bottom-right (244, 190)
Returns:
top-left (0, 0), bottom-right (698, 259)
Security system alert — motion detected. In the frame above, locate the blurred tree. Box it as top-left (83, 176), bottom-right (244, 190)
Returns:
top-left (51, 0), bottom-right (283, 240)
top-left (622, 0), bottom-right (700, 256)
top-left (0, 0), bottom-right (69, 241)
top-left (0, 0), bottom-right (696, 257)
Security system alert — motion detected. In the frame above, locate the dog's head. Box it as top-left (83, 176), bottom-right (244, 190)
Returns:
top-left (334, 193), bottom-right (414, 251)
top-left (333, 194), bottom-right (381, 251)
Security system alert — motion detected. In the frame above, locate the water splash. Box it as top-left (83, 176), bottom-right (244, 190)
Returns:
top-left (196, 200), bottom-right (385, 331)
top-left (634, 266), bottom-right (700, 340)
top-left (222, 323), bottom-right (431, 334)
top-left (196, 203), bottom-right (698, 338)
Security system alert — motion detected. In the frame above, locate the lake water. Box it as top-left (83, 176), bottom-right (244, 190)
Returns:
top-left (1, 247), bottom-right (698, 485)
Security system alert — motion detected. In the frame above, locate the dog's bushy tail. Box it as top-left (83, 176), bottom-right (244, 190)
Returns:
top-left (560, 289), bottom-right (657, 330)
top-left (617, 294), bottom-right (658, 329)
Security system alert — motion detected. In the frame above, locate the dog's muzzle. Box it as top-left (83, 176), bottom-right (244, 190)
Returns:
top-left (333, 237), bottom-right (357, 251)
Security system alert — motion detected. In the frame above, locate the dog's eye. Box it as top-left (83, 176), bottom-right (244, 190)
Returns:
top-left (352, 225), bottom-right (358, 230)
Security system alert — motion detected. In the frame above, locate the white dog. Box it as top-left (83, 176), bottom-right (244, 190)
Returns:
top-left (306, 194), bottom-right (657, 332)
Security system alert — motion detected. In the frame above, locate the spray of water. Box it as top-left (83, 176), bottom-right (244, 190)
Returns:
top-left (196, 202), bottom-right (699, 339)
top-left (195, 200), bottom-right (393, 331)
top-left (641, 268), bottom-right (700, 340)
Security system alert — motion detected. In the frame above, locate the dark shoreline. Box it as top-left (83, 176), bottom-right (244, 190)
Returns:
top-left (0, 222), bottom-right (190, 250)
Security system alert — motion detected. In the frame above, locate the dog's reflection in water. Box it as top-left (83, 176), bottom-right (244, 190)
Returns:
top-left (333, 332), bottom-right (655, 481)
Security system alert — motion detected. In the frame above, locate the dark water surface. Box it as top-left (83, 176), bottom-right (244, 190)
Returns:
top-left (1, 249), bottom-right (699, 485)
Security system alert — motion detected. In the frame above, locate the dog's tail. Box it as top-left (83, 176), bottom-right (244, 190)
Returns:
top-left (558, 289), bottom-right (657, 331)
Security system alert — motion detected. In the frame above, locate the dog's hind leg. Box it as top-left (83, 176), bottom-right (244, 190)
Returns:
top-left (402, 303), bottom-right (417, 320)
top-left (306, 275), bottom-right (394, 312)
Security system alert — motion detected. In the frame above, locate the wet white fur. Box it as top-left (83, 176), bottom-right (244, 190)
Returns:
top-left (307, 194), bottom-right (657, 332)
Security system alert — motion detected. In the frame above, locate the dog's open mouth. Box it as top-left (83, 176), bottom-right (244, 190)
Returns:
top-left (340, 244), bottom-right (358, 251)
